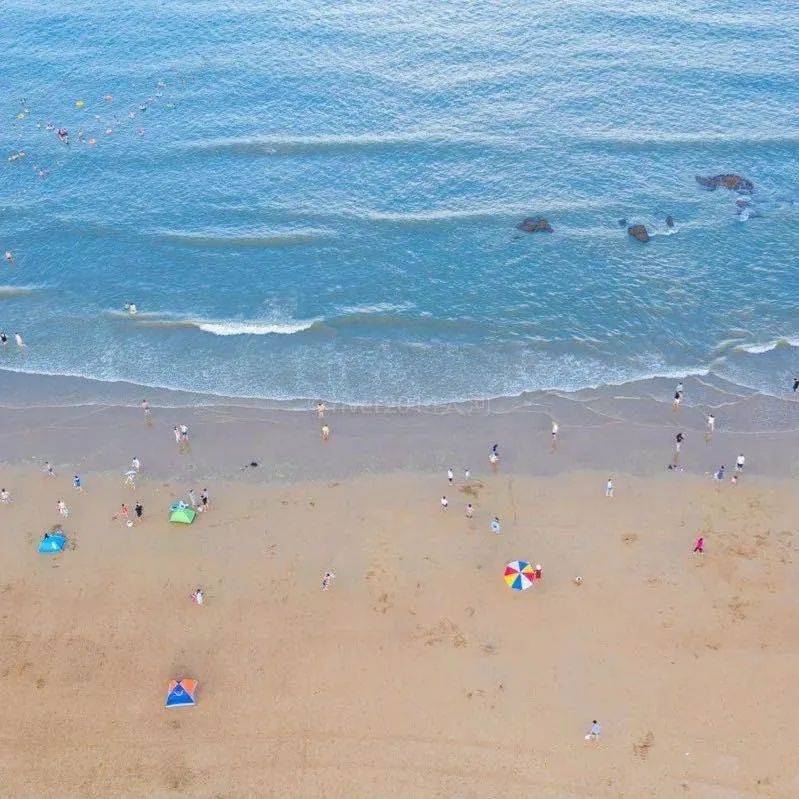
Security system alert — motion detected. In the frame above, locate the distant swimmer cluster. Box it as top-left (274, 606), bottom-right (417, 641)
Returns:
top-left (6, 74), bottom-right (186, 183)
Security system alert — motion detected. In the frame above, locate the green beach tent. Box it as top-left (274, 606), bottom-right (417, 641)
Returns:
top-left (169, 505), bottom-right (196, 525)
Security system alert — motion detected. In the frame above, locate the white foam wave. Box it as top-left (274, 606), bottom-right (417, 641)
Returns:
top-left (0, 285), bottom-right (39, 297)
top-left (196, 320), bottom-right (318, 336)
top-left (735, 338), bottom-right (799, 355)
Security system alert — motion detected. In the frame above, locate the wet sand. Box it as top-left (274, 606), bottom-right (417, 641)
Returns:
top-left (1, 370), bottom-right (799, 797)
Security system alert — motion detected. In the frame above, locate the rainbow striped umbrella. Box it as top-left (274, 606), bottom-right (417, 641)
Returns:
top-left (504, 560), bottom-right (536, 591)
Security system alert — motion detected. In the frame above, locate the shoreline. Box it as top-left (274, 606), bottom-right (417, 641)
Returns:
top-left (2, 368), bottom-right (799, 483)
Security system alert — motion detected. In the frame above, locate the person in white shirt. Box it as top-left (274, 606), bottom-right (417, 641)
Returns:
top-left (440, 496), bottom-right (448, 509)
top-left (735, 453), bottom-right (745, 472)
top-left (447, 467), bottom-right (453, 484)
top-left (605, 477), bottom-right (614, 498)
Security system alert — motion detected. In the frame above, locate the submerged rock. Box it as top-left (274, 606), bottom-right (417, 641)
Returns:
top-left (627, 224), bottom-right (650, 243)
top-left (695, 174), bottom-right (754, 194)
top-left (517, 216), bottom-right (553, 233)
top-left (617, 218), bottom-right (627, 227)
top-left (665, 215), bottom-right (675, 228)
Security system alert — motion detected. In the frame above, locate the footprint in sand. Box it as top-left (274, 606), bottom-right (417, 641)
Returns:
top-left (633, 732), bottom-right (655, 760)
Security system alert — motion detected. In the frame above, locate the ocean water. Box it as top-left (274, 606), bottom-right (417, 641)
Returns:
top-left (1, 0), bottom-right (798, 406)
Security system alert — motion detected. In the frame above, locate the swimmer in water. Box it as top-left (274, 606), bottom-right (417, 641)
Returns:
top-left (4, 251), bottom-right (13, 263)
top-left (124, 302), bottom-right (138, 315)
top-left (14, 332), bottom-right (25, 348)
top-left (0, 332), bottom-right (7, 346)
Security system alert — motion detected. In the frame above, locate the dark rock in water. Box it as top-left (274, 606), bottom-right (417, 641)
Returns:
top-left (695, 174), bottom-right (754, 194)
top-left (627, 224), bottom-right (650, 243)
top-left (617, 218), bottom-right (627, 226)
top-left (665, 215), bottom-right (675, 228)
top-left (517, 216), bottom-right (553, 233)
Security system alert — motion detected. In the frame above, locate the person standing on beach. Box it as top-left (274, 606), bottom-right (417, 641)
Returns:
top-left (0, 488), bottom-right (11, 504)
top-left (447, 467), bottom-right (454, 484)
top-left (57, 499), bottom-right (69, 518)
top-left (693, 536), bottom-right (704, 553)
top-left (605, 477), bottom-right (614, 497)
top-left (490, 516), bottom-right (501, 534)
top-left (131, 456), bottom-right (140, 472)
top-left (706, 414), bottom-right (715, 442)
top-left (321, 424), bottom-right (330, 441)
top-left (73, 474), bottom-right (83, 492)
top-left (585, 720), bottom-right (602, 741)
top-left (465, 503), bottom-right (474, 518)
top-left (316, 401), bottom-right (326, 419)
top-left (464, 468), bottom-right (470, 482)
top-left (188, 489), bottom-right (198, 508)
top-left (119, 503), bottom-right (130, 525)
top-left (134, 501), bottom-right (143, 521)
top-left (735, 453), bottom-right (746, 472)
top-left (43, 462), bottom-right (55, 478)
top-left (551, 421), bottom-right (559, 452)
top-left (173, 426), bottom-right (181, 446)
top-left (673, 432), bottom-right (684, 466)
top-left (714, 465), bottom-right (726, 481)
top-left (141, 399), bottom-right (151, 422)
top-left (200, 488), bottom-right (209, 510)
top-left (179, 423), bottom-right (189, 443)
top-left (191, 587), bottom-right (204, 605)
top-left (673, 381), bottom-right (683, 410)
top-left (440, 496), bottom-right (449, 510)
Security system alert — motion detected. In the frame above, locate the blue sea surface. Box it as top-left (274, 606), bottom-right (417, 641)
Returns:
top-left (1, 1), bottom-right (798, 405)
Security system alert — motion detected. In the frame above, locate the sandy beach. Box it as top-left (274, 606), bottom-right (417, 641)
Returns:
top-left (1, 375), bottom-right (798, 797)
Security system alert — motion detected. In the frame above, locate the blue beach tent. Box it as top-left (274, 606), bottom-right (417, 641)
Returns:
top-left (38, 531), bottom-right (67, 554)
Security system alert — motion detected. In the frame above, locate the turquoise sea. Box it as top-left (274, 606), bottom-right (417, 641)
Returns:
top-left (1, 1), bottom-right (797, 405)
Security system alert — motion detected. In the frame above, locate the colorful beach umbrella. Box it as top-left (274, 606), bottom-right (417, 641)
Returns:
top-left (504, 560), bottom-right (536, 591)
top-left (165, 679), bottom-right (198, 708)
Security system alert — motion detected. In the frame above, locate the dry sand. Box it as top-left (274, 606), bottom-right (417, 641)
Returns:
top-left (1, 457), bottom-right (798, 797)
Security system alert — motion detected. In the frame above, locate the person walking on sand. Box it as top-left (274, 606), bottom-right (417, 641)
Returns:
top-left (490, 516), bottom-right (501, 534)
top-left (673, 432), bottom-right (684, 465)
top-left (440, 496), bottom-right (449, 509)
top-left (321, 571), bottom-right (335, 591)
top-left (119, 503), bottom-right (130, 525)
top-left (141, 399), bottom-right (151, 421)
top-left (131, 456), bottom-right (140, 472)
top-left (173, 426), bottom-right (180, 446)
top-left (321, 424), bottom-right (330, 441)
top-left (188, 489), bottom-right (198, 508)
top-left (43, 461), bottom-right (55, 478)
top-left (0, 488), bottom-right (11, 504)
top-left (179, 423), bottom-right (189, 442)
top-left (551, 420), bottom-right (559, 451)
top-left (191, 587), bottom-right (204, 605)
top-left (447, 467), bottom-right (454, 484)
top-left (73, 474), bottom-right (83, 492)
top-left (57, 499), bottom-right (69, 518)
top-left (706, 414), bottom-right (715, 441)
top-left (464, 467), bottom-right (470, 482)
top-left (465, 503), bottom-right (474, 519)
top-left (585, 720), bottom-right (602, 741)
top-left (693, 536), bottom-right (704, 553)
top-left (200, 488), bottom-right (209, 510)
top-left (316, 401), bottom-right (326, 419)
top-left (489, 450), bottom-right (499, 467)
top-left (605, 477), bottom-right (614, 498)
top-left (134, 501), bottom-right (143, 521)
top-left (735, 453), bottom-right (746, 472)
